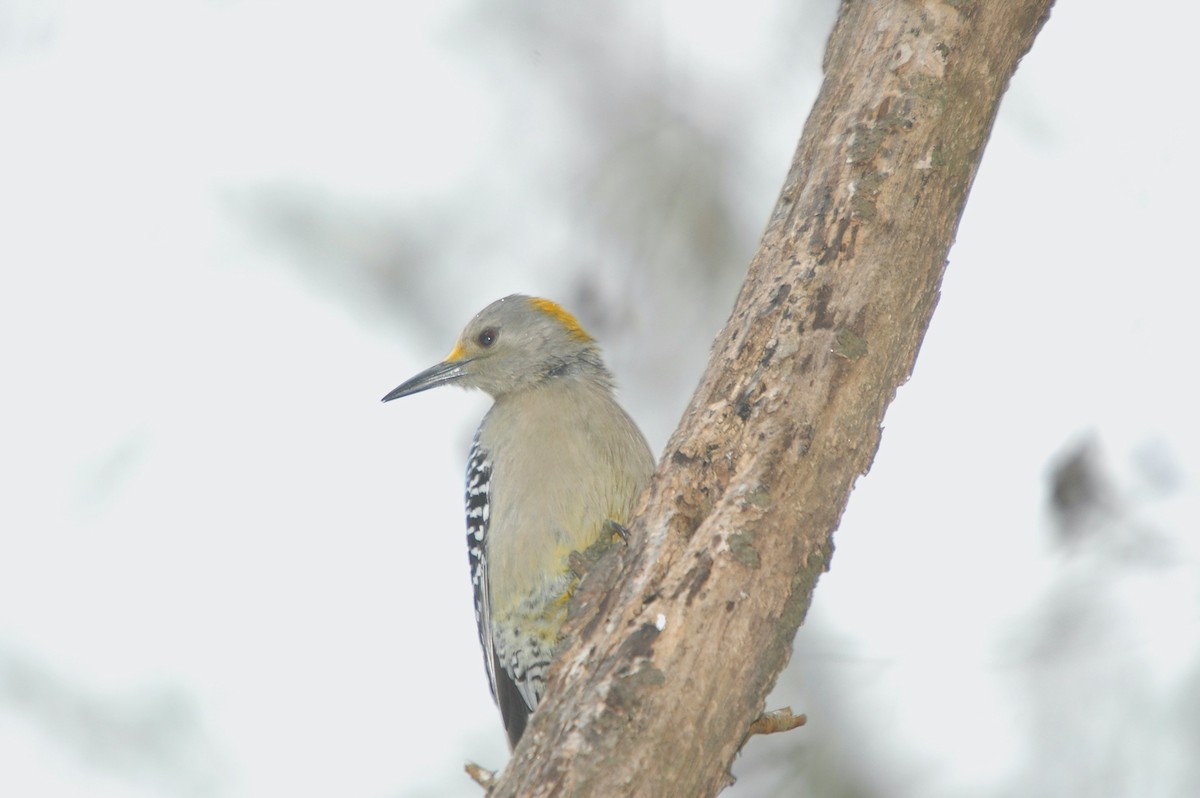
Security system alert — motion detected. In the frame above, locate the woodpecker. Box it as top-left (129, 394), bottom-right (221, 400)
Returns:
top-left (382, 295), bottom-right (655, 748)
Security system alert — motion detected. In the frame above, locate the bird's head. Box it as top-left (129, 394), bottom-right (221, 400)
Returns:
top-left (381, 295), bottom-right (608, 402)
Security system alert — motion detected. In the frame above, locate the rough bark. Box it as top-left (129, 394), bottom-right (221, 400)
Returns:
top-left (489, 1), bottom-right (1054, 795)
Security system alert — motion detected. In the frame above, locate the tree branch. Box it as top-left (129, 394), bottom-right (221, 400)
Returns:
top-left (490, 2), bottom-right (1054, 795)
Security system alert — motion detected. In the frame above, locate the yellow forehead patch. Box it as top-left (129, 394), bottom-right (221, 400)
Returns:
top-left (527, 297), bottom-right (594, 343)
top-left (445, 342), bottom-right (467, 362)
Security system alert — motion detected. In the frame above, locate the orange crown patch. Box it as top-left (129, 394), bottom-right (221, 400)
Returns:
top-left (527, 297), bottom-right (594, 343)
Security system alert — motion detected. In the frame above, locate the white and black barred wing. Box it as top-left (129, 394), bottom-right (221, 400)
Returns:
top-left (465, 430), bottom-right (533, 747)
top-left (464, 431), bottom-right (496, 696)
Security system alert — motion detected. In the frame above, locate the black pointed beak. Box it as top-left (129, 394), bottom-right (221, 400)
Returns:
top-left (381, 359), bottom-right (470, 402)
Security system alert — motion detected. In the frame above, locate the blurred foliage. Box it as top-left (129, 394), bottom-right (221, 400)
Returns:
top-left (0, 647), bottom-right (220, 796)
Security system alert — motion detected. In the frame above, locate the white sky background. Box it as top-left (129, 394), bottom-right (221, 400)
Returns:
top-left (1, 1), bottom-right (1198, 797)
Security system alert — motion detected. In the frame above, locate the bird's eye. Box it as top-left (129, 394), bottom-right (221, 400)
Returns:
top-left (477, 327), bottom-right (499, 348)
